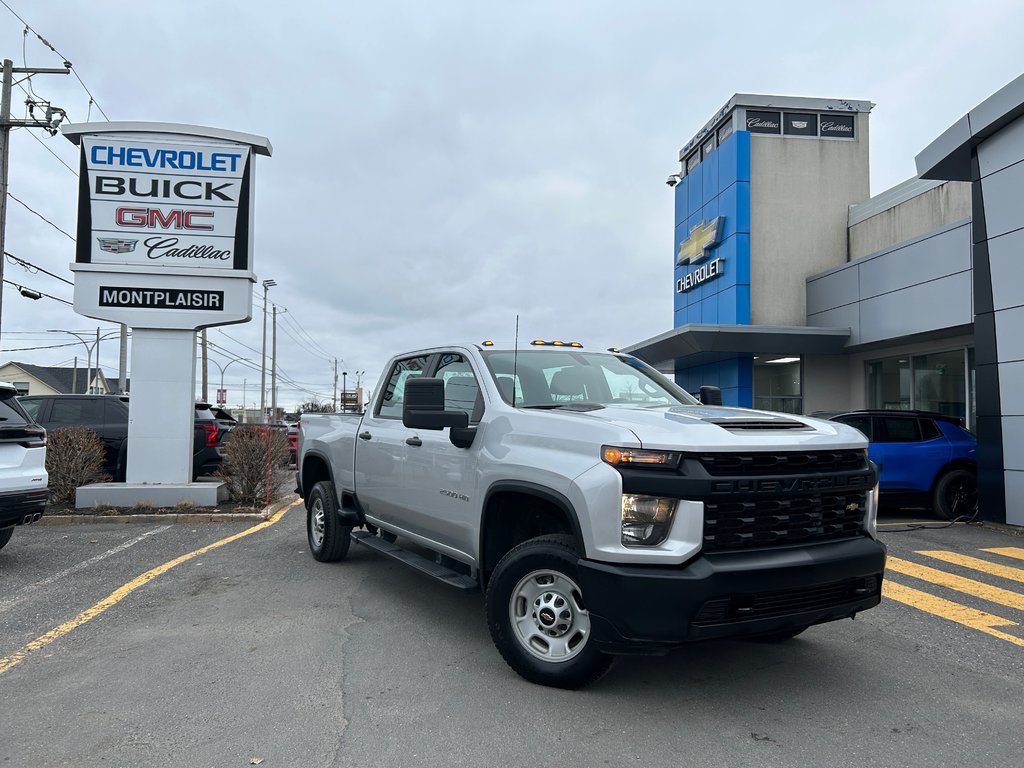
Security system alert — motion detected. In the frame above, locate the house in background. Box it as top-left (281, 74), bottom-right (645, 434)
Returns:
top-left (0, 361), bottom-right (118, 396)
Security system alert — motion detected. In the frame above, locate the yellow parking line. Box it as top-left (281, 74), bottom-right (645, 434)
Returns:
top-left (887, 557), bottom-right (1024, 610)
top-left (882, 581), bottom-right (1024, 647)
top-left (917, 550), bottom-right (1024, 584)
top-left (0, 500), bottom-right (300, 677)
top-left (982, 547), bottom-right (1024, 562)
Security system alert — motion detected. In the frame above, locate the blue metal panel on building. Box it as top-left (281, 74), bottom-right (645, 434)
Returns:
top-left (673, 131), bottom-right (751, 326)
top-left (673, 131), bottom-right (753, 406)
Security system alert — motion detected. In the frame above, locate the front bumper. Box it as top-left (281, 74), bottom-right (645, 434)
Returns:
top-left (578, 536), bottom-right (886, 654)
top-left (0, 488), bottom-right (49, 529)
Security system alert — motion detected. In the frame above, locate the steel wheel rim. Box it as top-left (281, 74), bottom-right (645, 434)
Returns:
top-left (509, 569), bottom-right (590, 663)
top-left (310, 497), bottom-right (325, 548)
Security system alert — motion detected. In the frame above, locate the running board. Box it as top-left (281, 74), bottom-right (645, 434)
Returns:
top-left (350, 530), bottom-right (479, 592)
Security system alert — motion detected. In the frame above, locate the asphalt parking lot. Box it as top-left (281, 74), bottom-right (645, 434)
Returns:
top-left (1, 503), bottom-right (1023, 767)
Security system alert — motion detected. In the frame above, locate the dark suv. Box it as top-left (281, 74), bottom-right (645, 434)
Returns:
top-left (19, 395), bottom-right (227, 481)
top-left (827, 410), bottom-right (977, 519)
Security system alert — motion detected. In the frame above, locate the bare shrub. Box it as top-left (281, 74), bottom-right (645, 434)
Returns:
top-left (216, 425), bottom-right (291, 508)
top-left (46, 427), bottom-right (111, 504)
top-left (297, 399), bottom-right (335, 413)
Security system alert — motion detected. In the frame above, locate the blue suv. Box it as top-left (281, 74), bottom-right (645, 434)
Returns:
top-left (828, 411), bottom-right (976, 519)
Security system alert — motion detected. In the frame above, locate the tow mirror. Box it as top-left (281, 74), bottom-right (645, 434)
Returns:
top-left (403, 378), bottom-right (470, 431)
top-left (699, 385), bottom-right (722, 406)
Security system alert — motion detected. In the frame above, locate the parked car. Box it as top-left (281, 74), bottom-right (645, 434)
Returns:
top-left (18, 394), bottom-right (227, 481)
top-left (828, 410), bottom-right (976, 519)
top-left (0, 382), bottom-right (48, 551)
top-left (287, 421), bottom-right (298, 466)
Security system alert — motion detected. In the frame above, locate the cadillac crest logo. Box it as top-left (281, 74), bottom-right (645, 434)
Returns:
top-left (97, 238), bottom-right (138, 254)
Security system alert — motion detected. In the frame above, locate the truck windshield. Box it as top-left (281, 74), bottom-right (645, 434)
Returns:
top-left (480, 350), bottom-right (699, 408)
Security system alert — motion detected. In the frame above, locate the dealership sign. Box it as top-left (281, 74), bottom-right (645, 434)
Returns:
top-left (77, 135), bottom-right (252, 271)
top-left (62, 123), bottom-right (272, 330)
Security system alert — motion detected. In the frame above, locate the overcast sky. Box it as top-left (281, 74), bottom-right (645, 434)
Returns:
top-left (2, 0), bottom-right (1022, 411)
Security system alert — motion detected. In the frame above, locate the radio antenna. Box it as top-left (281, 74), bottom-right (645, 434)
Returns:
top-left (512, 314), bottom-right (519, 407)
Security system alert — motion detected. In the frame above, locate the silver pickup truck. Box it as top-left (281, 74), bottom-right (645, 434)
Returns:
top-left (298, 341), bottom-right (886, 688)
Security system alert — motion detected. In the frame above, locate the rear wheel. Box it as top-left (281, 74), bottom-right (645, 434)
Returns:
top-left (485, 535), bottom-right (615, 689)
top-left (0, 527), bottom-right (13, 551)
top-left (933, 469), bottom-right (977, 520)
top-left (307, 481), bottom-right (352, 562)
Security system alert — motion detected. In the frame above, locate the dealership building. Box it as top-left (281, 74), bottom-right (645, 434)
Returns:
top-left (624, 75), bottom-right (1024, 526)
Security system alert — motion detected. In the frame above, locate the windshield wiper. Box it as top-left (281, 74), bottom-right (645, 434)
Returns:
top-left (522, 403), bottom-right (605, 412)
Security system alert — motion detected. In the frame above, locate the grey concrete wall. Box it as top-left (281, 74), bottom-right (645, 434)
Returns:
top-left (750, 111), bottom-right (870, 326)
top-left (848, 181), bottom-right (971, 260)
top-left (806, 219), bottom-right (972, 345)
top-left (802, 355), bottom-right (854, 414)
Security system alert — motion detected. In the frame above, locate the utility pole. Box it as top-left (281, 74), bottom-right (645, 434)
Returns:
top-left (271, 304), bottom-right (277, 422)
top-left (342, 370), bottom-right (348, 413)
top-left (333, 358), bottom-right (338, 411)
top-left (259, 279), bottom-right (275, 418)
top-left (0, 58), bottom-right (70, 346)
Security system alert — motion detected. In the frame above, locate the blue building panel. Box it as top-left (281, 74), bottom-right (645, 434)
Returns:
top-left (672, 131), bottom-right (754, 408)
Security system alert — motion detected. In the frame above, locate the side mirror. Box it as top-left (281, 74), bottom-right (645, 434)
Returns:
top-left (402, 378), bottom-right (470, 430)
top-left (699, 385), bottom-right (722, 406)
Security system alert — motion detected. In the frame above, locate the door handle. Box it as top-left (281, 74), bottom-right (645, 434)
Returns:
top-left (406, 436), bottom-right (422, 447)
top-left (359, 431), bottom-right (372, 441)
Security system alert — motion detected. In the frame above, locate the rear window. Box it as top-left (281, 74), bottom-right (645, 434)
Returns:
top-left (876, 416), bottom-right (921, 443)
top-left (0, 390), bottom-right (30, 425)
top-left (919, 418), bottom-right (942, 441)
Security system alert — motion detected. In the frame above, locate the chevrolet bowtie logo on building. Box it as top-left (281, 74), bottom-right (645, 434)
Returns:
top-left (676, 217), bottom-right (724, 266)
top-left (97, 238), bottom-right (138, 254)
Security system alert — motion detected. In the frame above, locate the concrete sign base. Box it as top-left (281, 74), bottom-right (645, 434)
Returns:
top-left (75, 480), bottom-right (229, 510)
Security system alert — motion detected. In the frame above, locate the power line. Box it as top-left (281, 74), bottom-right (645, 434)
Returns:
top-left (6, 191), bottom-right (75, 240)
top-left (2, 278), bottom-right (72, 305)
top-left (0, 0), bottom-right (111, 120)
top-left (1, 340), bottom-right (77, 352)
top-left (4, 250), bottom-right (73, 284)
top-left (21, 128), bottom-right (77, 176)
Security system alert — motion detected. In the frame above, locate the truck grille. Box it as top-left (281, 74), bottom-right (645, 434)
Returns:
top-left (688, 450), bottom-right (870, 552)
top-left (703, 492), bottom-right (866, 551)
top-left (696, 449), bottom-right (866, 476)
top-left (693, 575), bottom-right (881, 625)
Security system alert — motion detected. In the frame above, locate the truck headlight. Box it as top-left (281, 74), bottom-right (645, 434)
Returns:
top-left (621, 494), bottom-right (678, 546)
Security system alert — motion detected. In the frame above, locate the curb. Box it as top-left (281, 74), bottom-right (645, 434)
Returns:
top-left (36, 496), bottom-right (300, 526)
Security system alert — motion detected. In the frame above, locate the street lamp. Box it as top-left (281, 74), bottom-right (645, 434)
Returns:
top-left (47, 328), bottom-right (122, 393)
top-left (342, 371), bottom-right (348, 413)
top-left (259, 279), bottom-right (276, 418)
top-left (207, 355), bottom-right (248, 407)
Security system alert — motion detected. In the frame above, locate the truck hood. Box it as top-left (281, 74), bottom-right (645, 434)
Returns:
top-left (552, 404), bottom-right (866, 451)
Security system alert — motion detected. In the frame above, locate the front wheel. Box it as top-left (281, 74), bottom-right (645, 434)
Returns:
top-left (933, 469), bottom-right (977, 520)
top-left (307, 481), bottom-right (352, 562)
top-left (485, 535), bottom-right (614, 689)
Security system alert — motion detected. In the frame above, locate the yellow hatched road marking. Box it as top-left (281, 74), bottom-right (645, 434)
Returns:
top-left (917, 550), bottom-right (1024, 584)
top-left (882, 581), bottom-right (1024, 647)
top-left (982, 547), bottom-right (1024, 562)
top-left (0, 500), bottom-right (300, 677)
top-left (886, 557), bottom-right (1024, 610)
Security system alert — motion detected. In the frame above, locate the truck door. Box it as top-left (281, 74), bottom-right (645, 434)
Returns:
top-left (354, 354), bottom-right (431, 529)
top-left (402, 352), bottom-right (483, 558)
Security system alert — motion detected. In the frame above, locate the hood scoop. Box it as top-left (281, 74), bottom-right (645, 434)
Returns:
top-left (706, 416), bottom-right (811, 431)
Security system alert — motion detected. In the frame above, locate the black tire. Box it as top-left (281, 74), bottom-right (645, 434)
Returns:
top-left (485, 534), bottom-right (615, 689)
top-left (743, 626), bottom-right (809, 643)
top-left (933, 469), bottom-right (977, 520)
top-left (0, 527), bottom-right (13, 551)
top-left (307, 481), bottom-right (352, 562)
